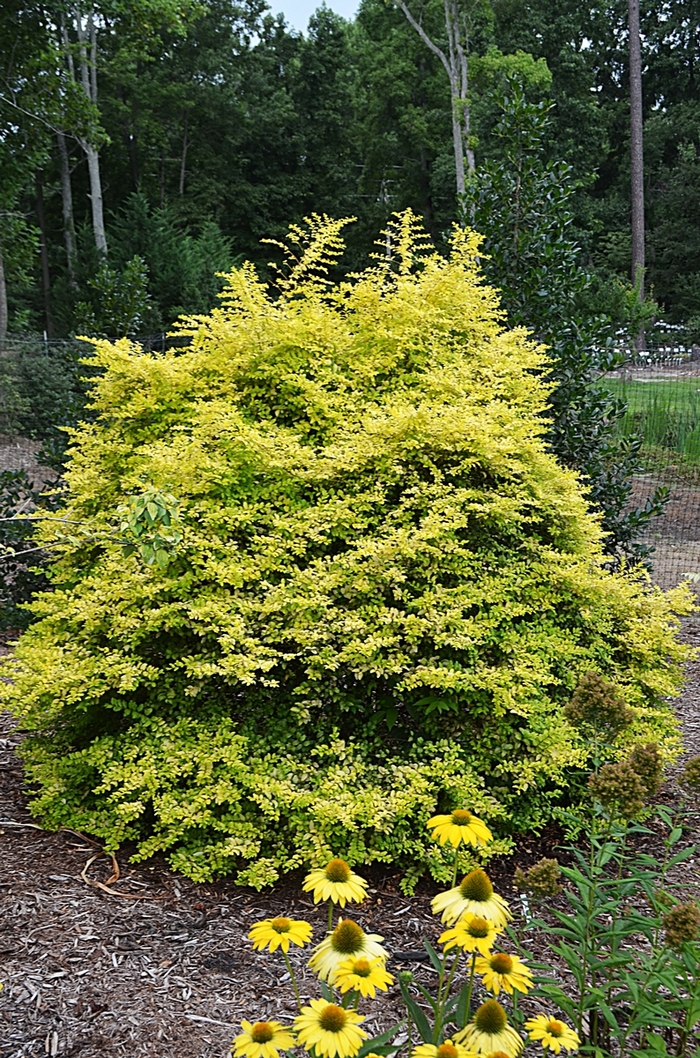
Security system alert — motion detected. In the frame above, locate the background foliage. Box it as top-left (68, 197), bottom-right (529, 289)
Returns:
top-left (1, 0), bottom-right (697, 572)
top-left (1, 215), bottom-right (692, 885)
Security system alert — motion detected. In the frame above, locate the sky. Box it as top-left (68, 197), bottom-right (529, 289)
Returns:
top-left (273, 0), bottom-right (359, 32)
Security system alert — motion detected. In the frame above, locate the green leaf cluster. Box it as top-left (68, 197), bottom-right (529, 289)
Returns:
top-left (533, 808), bottom-right (700, 1056)
top-left (1, 212), bottom-right (692, 883)
top-left (116, 484), bottom-right (181, 569)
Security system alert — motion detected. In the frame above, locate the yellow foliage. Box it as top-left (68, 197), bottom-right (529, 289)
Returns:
top-left (1, 212), bottom-right (692, 883)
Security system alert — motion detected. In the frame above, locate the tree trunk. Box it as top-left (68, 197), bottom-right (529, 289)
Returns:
top-left (450, 79), bottom-right (466, 197)
top-left (57, 131), bottom-right (79, 288)
top-left (447, 0), bottom-right (475, 176)
top-left (74, 4), bottom-right (108, 257)
top-left (395, 0), bottom-right (469, 199)
top-left (443, 0), bottom-right (466, 194)
top-left (628, 0), bottom-right (645, 349)
top-left (179, 110), bottom-right (190, 195)
top-left (35, 173), bottom-right (55, 338)
top-left (0, 241), bottom-right (7, 350)
top-left (84, 141), bottom-right (108, 256)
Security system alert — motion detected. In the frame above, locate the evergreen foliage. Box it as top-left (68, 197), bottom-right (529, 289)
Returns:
top-left (461, 82), bottom-right (666, 559)
top-left (1, 214), bottom-right (691, 885)
top-left (0, 470), bottom-right (52, 629)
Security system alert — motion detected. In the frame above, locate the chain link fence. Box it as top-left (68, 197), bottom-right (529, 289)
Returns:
top-left (601, 325), bottom-right (700, 589)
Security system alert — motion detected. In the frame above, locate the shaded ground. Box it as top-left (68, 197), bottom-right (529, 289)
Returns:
top-left (0, 437), bottom-right (54, 486)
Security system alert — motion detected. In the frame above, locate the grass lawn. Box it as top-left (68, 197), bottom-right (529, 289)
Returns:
top-left (598, 376), bottom-right (700, 472)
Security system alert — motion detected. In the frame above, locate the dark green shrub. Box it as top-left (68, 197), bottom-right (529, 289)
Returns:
top-left (0, 469), bottom-right (53, 629)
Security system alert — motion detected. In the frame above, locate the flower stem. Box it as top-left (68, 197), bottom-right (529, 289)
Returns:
top-left (464, 954), bottom-right (477, 1021)
top-left (328, 901), bottom-right (334, 934)
top-left (435, 950), bottom-right (461, 1039)
top-left (511, 988), bottom-right (521, 1028)
top-left (451, 846), bottom-right (460, 889)
top-left (282, 950), bottom-right (302, 1009)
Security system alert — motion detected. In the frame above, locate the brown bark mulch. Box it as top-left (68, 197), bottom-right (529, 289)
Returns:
top-left (2, 617), bottom-right (700, 1058)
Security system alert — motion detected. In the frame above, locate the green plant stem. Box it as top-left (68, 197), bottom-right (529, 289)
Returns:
top-left (600, 822), bottom-right (629, 1052)
top-left (437, 952), bottom-right (461, 1026)
top-left (678, 966), bottom-right (694, 1058)
top-left (282, 950), bottom-right (302, 1009)
top-left (652, 808), bottom-right (680, 949)
top-left (433, 950), bottom-right (461, 1043)
top-left (451, 846), bottom-right (460, 889)
top-left (328, 901), bottom-right (334, 934)
top-left (608, 824), bottom-right (628, 962)
top-left (511, 988), bottom-right (521, 1028)
top-left (464, 954), bottom-right (477, 1021)
top-left (576, 818), bottom-right (601, 1042)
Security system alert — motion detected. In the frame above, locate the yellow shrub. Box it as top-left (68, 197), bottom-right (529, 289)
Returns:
top-left (1, 213), bottom-right (692, 884)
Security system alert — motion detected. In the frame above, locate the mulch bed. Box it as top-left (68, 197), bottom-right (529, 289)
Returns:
top-left (2, 617), bottom-right (700, 1058)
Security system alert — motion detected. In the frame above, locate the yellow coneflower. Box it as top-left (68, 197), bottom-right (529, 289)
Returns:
top-left (335, 955), bottom-right (394, 998)
top-left (432, 869), bottom-right (511, 928)
top-left (308, 919), bottom-right (387, 984)
top-left (474, 952), bottom-right (533, 996)
top-left (248, 916), bottom-right (313, 953)
top-left (302, 858), bottom-right (368, 907)
top-left (525, 1015), bottom-right (580, 1054)
top-left (295, 998), bottom-right (367, 1058)
top-left (412, 1040), bottom-right (479, 1058)
top-left (233, 1020), bottom-right (296, 1058)
top-left (455, 999), bottom-right (523, 1056)
top-left (427, 810), bottom-right (493, 848)
top-left (439, 912), bottom-right (501, 957)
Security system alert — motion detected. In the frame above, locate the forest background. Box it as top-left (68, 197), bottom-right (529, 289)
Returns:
top-left (1, 0), bottom-right (699, 346)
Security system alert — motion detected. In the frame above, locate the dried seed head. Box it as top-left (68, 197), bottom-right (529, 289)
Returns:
top-left (663, 902), bottom-right (700, 949)
top-left (564, 672), bottom-right (633, 740)
top-left (627, 742), bottom-right (664, 798)
top-left (588, 761), bottom-right (646, 819)
top-left (513, 857), bottom-right (562, 899)
top-left (682, 755), bottom-right (700, 792)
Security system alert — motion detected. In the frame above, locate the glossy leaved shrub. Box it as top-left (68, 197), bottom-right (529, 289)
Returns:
top-left (1, 213), bottom-right (692, 886)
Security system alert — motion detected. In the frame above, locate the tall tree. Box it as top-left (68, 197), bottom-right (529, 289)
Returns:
top-left (391, 0), bottom-right (482, 195)
top-left (63, 7), bottom-right (108, 255)
top-left (627, 0), bottom-right (645, 311)
top-left (351, 0), bottom-right (454, 244)
top-left (0, 1), bottom-right (52, 341)
top-left (56, 130), bottom-right (79, 287)
top-left (56, 1), bottom-right (203, 258)
top-left (462, 79), bottom-right (663, 557)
